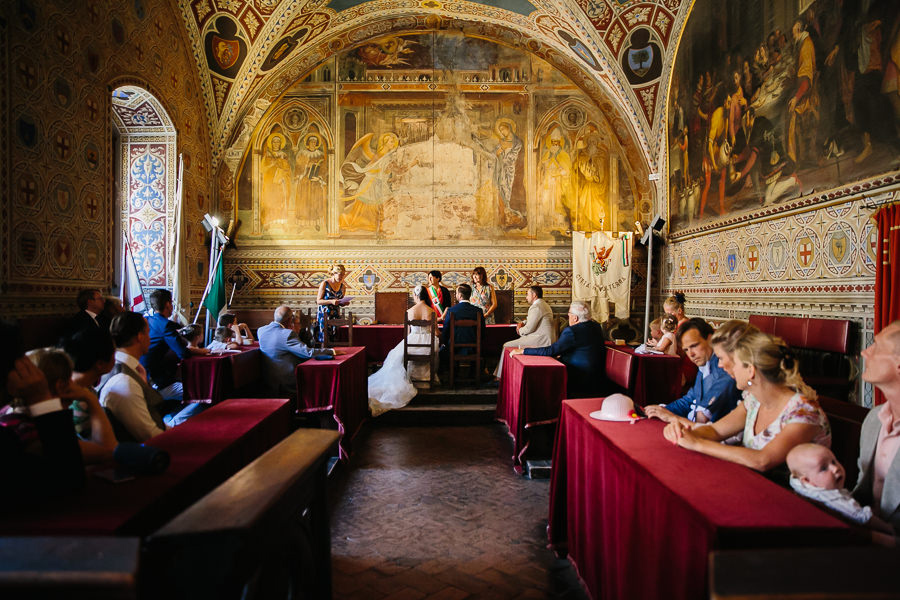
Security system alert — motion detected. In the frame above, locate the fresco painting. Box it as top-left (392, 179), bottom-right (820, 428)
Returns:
top-left (238, 32), bottom-right (640, 242)
top-left (668, 0), bottom-right (900, 231)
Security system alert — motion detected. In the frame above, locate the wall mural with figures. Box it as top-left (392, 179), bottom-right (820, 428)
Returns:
top-left (232, 31), bottom-right (643, 243)
top-left (667, 0), bottom-right (900, 230)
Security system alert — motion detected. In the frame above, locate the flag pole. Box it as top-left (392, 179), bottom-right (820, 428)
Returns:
top-left (193, 247), bottom-right (224, 324)
top-left (125, 241), bottom-right (148, 315)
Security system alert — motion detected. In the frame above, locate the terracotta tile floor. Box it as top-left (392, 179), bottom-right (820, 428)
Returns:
top-left (329, 424), bottom-right (589, 599)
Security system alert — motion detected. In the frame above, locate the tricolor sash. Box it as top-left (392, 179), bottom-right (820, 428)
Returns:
top-left (427, 285), bottom-right (446, 316)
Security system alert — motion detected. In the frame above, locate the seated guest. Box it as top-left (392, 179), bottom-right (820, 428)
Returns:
top-left (645, 318), bottom-right (741, 425)
top-left (207, 326), bottom-right (240, 353)
top-left (141, 289), bottom-right (209, 401)
top-left (61, 327), bottom-right (116, 389)
top-left (646, 314), bottom-right (678, 356)
top-left (664, 292), bottom-right (689, 328)
top-left (647, 317), bottom-right (663, 345)
top-left (258, 306), bottom-right (332, 400)
top-left (1, 319), bottom-right (84, 507)
top-left (709, 319), bottom-right (760, 377)
top-left (788, 443), bottom-right (895, 545)
top-left (102, 312), bottom-right (200, 442)
top-left (426, 270), bottom-right (452, 321)
top-left (67, 288), bottom-right (106, 335)
top-left (853, 319), bottom-right (900, 536)
top-left (219, 313), bottom-right (254, 345)
top-left (494, 285), bottom-right (557, 379)
top-left (101, 297), bottom-right (124, 326)
top-left (662, 330), bottom-right (830, 473)
top-left (179, 324), bottom-right (203, 349)
top-left (440, 284), bottom-right (486, 374)
top-left (510, 301), bottom-right (606, 399)
top-left (27, 348), bottom-right (116, 464)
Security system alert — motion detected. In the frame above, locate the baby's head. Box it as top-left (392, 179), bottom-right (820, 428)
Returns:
top-left (787, 443), bottom-right (845, 490)
top-left (649, 318), bottom-right (662, 341)
top-left (214, 326), bottom-right (234, 343)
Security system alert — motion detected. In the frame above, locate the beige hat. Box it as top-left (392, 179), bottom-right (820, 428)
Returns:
top-left (589, 394), bottom-right (640, 422)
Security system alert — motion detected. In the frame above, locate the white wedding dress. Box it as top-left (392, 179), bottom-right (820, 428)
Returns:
top-left (368, 324), bottom-right (439, 416)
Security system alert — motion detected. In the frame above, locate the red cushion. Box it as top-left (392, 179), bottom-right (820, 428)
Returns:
top-left (605, 348), bottom-right (635, 390)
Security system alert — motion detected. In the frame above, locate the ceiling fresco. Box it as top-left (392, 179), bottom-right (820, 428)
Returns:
top-left (177, 0), bottom-right (691, 174)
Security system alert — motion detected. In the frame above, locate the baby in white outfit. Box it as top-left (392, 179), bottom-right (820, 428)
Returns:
top-left (787, 443), bottom-right (894, 545)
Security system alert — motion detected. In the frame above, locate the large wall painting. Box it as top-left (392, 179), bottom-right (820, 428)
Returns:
top-left (668, 0), bottom-right (900, 231)
top-left (234, 32), bottom-right (640, 243)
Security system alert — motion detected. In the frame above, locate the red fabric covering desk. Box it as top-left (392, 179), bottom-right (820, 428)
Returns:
top-left (336, 324), bottom-right (517, 362)
top-left (295, 346), bottom-right (367, 461)
top-left (605, 343), bottom-right (682, 406)
top-left (495, 348), bottom-right (567, 471)
top-left (548, 398), bottom-right (853, 600)
top-left (0, 398), bottom-right (290, 537)
top-left (182, 345), bottom-right (261, 404)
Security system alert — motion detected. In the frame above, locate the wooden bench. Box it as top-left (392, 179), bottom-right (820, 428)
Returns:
top-left (749, 315), bottom-right (856, 401)
top-left (710, 547), bottom-right (900, 599)
top-left (145, 429), bottom-right (339, 599)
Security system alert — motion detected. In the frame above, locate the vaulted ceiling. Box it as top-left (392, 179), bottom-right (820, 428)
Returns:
top-left (175, 0), bottom-right (690, 175)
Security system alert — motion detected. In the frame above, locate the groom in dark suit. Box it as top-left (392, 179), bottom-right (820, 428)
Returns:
top-left (440, 284), bottom-right (485, 377)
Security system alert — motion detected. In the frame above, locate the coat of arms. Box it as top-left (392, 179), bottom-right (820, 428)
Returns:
top-left (591, 244), bottom-right (614, 275)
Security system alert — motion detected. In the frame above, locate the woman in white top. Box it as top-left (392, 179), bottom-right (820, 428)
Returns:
top-left (368, 285), bottom-right (439, 416)
top-left (663, 330), bottom-right (830, 472)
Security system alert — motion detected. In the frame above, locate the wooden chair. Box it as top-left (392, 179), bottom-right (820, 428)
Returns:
top-left (448, 318), bottom-right (482, 387)
top-left (375, 291), bottom-right (410, 324)
top-left (493, 289), bottom-right (514, 324)
top-left (322, 311), bottom-right (353, 347)
top-left (404, 312), bottom-right (437, 387)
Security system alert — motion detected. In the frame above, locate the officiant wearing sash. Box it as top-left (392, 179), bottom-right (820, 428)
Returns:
top-left (426, 270), bottom-right (452, 321)
top-left (316, 264), bottom-right (350, 343)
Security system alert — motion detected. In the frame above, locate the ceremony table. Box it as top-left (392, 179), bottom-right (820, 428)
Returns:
top-left (605, 342), bottom-right (682, 406)
top-left (182, 344), bottom-right (261, 404)
top-left (336, 324), bottom-right (517, 363)
top-left (548, 397), bottom-right (853, 600)
top-left (295, 346), bottom-right (367, 461)
top-left (0, 398), bottom-right (291, 537)
top-left (495, 348), bottom-right (567, 471)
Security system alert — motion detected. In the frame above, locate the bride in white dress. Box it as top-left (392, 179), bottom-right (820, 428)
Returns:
top-left (368, 285), bottom-right (440, 416)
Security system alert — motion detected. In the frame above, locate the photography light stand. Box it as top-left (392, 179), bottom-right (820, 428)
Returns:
top-left (639, 214), bottom-right (666, 342)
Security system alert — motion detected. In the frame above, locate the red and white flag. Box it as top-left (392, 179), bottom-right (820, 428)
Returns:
top-left (122, 242), bottom-right (147, 314)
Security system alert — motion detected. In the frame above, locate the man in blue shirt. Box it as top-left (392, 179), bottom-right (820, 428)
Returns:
top-left (140, 289), bottom-right (209, 401)
top-left (645, 318), bottom-right (740, 424)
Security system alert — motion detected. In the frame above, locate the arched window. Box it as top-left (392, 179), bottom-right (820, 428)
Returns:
top-left (110, 85), bottom-right (177, 297)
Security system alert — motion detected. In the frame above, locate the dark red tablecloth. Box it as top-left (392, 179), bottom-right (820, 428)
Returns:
top-left (295, 346), bottom-right (367, 461)
top-left (336, 324), bottom-right (517, 362)
top-left (182, 347), bottom-right (261, 404)
top-left (495, 348), bottom-right (567, 471)
top-left (0, 398), bottom-right (290, 537)
top-left (605, 343), bottom-right (682, 406)
top-left (548, 398), bottom-right (853, 600)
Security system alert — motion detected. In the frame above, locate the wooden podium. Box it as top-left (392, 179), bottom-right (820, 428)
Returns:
top-left (374, 292), bottom-right (410, 324)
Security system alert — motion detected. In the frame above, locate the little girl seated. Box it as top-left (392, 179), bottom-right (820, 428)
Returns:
top-left (787, 443), bottom-right (895, 545)
top-left (207, 326), bottom-right (241, 353)
top-left (647, 315), bottom-right (678, 355)
top-left (180, 324), bottom-right (203, 349)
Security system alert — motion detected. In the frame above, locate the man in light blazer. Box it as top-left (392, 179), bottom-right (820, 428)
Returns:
top-left (258, 306), bottom-right (332, 401)
top-left (853, 319), bottom-right (900, 536)
top-left (494, 285), bottom-right (557, 379)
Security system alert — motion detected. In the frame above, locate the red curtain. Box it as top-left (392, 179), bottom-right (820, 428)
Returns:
top-left (874, 202), bottom-right (900, 405)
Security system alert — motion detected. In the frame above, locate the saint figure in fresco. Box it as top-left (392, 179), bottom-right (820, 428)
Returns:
top-left (538, 125), bottom-right (573, 233)
top-left (472, 117), bottom-right (526, 229)
top-left (786, 18), bottom-right (819, 166)
top-left (339, 132), bottom-right (417, 232)
top-left (259, 132), bottom-right (292, 227)
top-left (295, 133), bottom-right (327, 230)
top-left (571, 131), bottom-right (608, 231)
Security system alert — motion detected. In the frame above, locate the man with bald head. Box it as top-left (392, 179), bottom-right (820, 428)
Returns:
top-left (854, 320), bottom-right (900, 537)
top-left (258, 306), bottom-right (332, 399)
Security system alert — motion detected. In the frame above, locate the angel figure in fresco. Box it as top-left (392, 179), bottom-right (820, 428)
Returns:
top-left (260, 132), bottom-right (292, 227)
top-left (356, 36), bottom-right (417, 67)
top-left (538, 125), bottom-right (573, 233)
top-left (295, 132), bottom-right (327, 230)
top-left (571, 130), bottom-right (608, 231)
top-left (339, 132), bottom-right (418, 232)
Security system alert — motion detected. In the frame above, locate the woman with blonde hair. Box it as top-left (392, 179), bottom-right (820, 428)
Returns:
top-left (470, 266), bottom-right (497, 324)
top-left (664, 292), bottom-right (688, 328)
top-left (316, 264), bottom-right (349, 344)
top-left (709, 319), bottom-right (759, 377)
top-left (663, 330), bottom-right (830, 473)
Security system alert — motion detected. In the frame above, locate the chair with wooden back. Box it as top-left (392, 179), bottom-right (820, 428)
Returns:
top-left (403, 312), bottom-right (437, 387)
top-left (375, 291), bottom-right (410, 324)
top-left (493, 289), bottom-right (514, 324)
top-left (322, 310), bottom-right (353, 347)
top-left (448, 318), bottom-right (482, 387)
